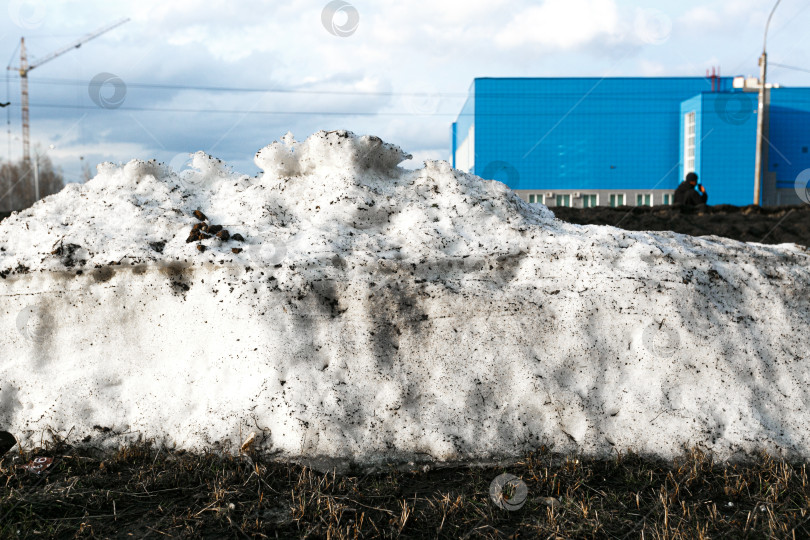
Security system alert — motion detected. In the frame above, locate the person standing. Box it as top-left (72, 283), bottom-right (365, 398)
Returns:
top-left (673, 172), bottom-right (708, 205)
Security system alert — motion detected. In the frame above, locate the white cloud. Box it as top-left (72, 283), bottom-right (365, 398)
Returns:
top-left (495, 0), bottom-right (619, 50)
top-left (722, 0), bottom-right (769, 18)
top-left (637, 60), bottom-right (667, 76)
top-left (680, 6), bottom-right (721, 27)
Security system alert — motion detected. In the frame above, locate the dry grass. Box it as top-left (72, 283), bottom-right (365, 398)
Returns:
top-left (1, 441), bottom-right (809, 538)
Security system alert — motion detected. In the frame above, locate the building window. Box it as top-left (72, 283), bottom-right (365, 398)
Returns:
top-left (556, 194), bottom-right (570, 207)
top-left (684, 111), bottom-right (696, 175)
top-left (609, 194), bottom-right (625, 207)
top-left (663, 193), bottom-right (671, 205)
top-left (529, 194), bottom-right (535, 203)
top-left (582, 194), bottom-right (597, 208)
top-left (636, 193), bottom-right (652, 207)
top-left (454, 125), bottom-right (474, 174)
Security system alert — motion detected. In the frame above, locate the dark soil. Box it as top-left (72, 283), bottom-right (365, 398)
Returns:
top-left (1, 442), bottom-right (808, 538)
top-left (553, 204), bottom-right (810, 247)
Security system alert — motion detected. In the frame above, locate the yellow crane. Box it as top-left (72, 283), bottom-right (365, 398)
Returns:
top-left (7, 18), bottom-right (130, 168)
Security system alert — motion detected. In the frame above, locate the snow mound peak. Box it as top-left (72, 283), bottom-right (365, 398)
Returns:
top-left (0, 130), bottom-right (550, 275)
top-left (255, 130), bottom-right (413, 178)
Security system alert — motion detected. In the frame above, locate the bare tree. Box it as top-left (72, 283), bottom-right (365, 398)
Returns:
top-left (80, 160), bottom-right (94, 183)
top-left (0, 153), bottom-right (65, 212)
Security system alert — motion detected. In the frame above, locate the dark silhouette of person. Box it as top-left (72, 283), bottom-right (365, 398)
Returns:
top-left (673, 172), bottom-right (707, 205)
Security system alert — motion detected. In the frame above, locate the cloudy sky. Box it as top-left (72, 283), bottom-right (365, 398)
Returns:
top-left (1, 0), bottom-right (809, 183)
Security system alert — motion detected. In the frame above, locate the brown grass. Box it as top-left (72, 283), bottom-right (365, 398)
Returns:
top-left (1, 441), bottom-right (809, 538)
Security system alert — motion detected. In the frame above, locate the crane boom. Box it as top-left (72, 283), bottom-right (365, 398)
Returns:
top-left (7, 17), bottom-right (130, 166)
top-left (28, 17), bottom-right (130, 72)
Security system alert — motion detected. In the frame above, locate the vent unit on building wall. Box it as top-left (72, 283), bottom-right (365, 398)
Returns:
top-left (573, 192), bottom-right (582, 198)
top-left (546, 192), bottom-right (554, 198)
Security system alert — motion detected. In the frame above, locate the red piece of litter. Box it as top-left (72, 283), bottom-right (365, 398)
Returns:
top-left (23, 456), bottom-right (53, 474)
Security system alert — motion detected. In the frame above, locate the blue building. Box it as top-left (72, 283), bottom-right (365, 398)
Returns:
top-left (451, 77), bottom-right (810, 207)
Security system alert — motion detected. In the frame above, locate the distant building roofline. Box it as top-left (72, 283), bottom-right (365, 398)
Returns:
top-left (473, 76), bottom-right (737, 81)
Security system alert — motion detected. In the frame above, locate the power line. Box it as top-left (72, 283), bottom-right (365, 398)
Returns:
top-left (30, 102), bottom-right (447, 116)
top-left (770, 62), bottom-right (810, 75)
top-left (1, 75), bottom-right (466, 98)
top-left (26, 102), bottom-right (731, 117)
top-left (0, 75), bottom-right (744, 100)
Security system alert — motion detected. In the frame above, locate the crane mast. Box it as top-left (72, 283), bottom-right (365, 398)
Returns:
top-left (19, 38), bottom-right (30, 166)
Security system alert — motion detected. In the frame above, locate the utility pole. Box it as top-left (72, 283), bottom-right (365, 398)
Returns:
top-left (32, 152), bottom-right (39, 202)
top-left (754, 0), bottom-right (782, 206)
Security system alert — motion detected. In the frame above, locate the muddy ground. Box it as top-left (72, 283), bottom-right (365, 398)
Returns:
top-left (2, 442), bottom-right (809, 538)
top-left (552, 204), bottom-right (810, 248)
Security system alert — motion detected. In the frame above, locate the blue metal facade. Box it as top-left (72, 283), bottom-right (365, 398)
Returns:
top-left (451, 77), bottom-right (810, 205)
top-left (768, 89), bottom-right (810, 191)
top-left (679, 93), bottom-right (757, 206)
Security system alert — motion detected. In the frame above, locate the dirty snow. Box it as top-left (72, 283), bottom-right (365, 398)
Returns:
top-left (1, 130), bottom-right (809, 465)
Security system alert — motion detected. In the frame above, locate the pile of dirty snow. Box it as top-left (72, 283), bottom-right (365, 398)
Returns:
top-left (1, 130), bottom-right (809, 465)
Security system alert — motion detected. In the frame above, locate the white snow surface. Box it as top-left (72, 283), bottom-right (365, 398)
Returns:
top-left (1, 130), bottom-right (809, 465)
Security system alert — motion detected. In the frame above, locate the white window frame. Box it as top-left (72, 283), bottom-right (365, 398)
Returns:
top-left (684, 111), bottom-right (696, 176)
top-left (610, 193), bottom-right (625, 207)
top-left (556, 194), bottom-right (571, 207)
top-left (582, 194), bottom-right (598, 208)
top-left (636, 193), bottom-right (653, 207)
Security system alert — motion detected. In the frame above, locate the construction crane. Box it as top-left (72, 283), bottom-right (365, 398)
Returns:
top-left (7, 17), bottom-right (129, 167)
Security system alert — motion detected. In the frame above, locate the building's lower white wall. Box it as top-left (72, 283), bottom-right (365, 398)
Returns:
top-left (514, 189), bottom-right (676, 208)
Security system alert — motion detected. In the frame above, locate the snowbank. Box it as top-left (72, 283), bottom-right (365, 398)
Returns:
top-left (1, 130), bottom-right (809, 464)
